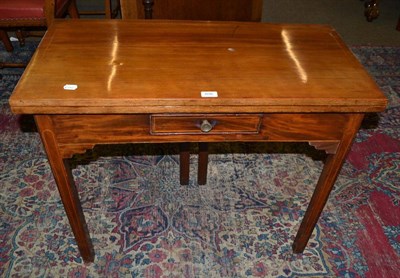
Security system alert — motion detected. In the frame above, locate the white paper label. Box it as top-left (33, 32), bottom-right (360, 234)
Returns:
top-left (201, 91), bottom-right (218, 98)
top-left (63, 84), bottom-right (78, 90)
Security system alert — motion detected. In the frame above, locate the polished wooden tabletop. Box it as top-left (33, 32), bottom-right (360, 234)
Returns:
top-left (10, 20), bottom-right (387, 114)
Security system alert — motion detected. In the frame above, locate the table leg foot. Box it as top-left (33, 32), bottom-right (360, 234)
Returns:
top-left (292, 114), bottom-right (364, 253)
top-left (35, 115), bottom-right (95, 263)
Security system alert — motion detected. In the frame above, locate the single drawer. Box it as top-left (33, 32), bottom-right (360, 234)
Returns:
top-left (150, 114), bottom-right (262, 135)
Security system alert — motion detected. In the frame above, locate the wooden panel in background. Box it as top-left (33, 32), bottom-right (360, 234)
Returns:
top-left (123, 0), bottom-right (262, 21)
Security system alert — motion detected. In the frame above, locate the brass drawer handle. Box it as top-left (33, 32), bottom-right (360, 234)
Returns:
top-left (200, 120), bottom-right (213, 133)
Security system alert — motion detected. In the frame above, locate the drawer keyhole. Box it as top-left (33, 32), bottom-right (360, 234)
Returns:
top-left (200, 120), bottom-right (213, 133)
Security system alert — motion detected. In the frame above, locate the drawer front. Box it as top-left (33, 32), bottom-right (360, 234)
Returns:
top-left (150, 114), bottom-right (262, 135)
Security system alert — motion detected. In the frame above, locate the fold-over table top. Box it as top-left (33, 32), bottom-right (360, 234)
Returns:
top-left (10, 20), bottom-right (387, 114)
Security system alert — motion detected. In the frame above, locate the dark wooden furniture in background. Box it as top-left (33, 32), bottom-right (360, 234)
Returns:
top-left (398, 16), bottom-right (400, 31)
top-left (0, 0), bottom-right (79, 67)
top-left (364, 0), bottom-right (400, 31)
top-left (364, 0), bottom-right (379, 22)
top-left (79, 0), bottom-right (120, 18)
top-left (120, 0), bottom-right (262, 21)
top-left (10, 20), bottom-right (387, 263)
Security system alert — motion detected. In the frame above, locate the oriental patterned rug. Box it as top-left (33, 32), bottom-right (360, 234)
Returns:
top-left (0, 43), bottom-right (399, 277)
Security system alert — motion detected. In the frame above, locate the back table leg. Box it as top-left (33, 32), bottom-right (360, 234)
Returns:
top-left (198, 143), bottom-right (209, 185)
top-left (179, 143), bottom-right (190, 185)
top-left (34, 115), bottom-right (95, 263)
top-left (292, 113), bottom-right (364, 253)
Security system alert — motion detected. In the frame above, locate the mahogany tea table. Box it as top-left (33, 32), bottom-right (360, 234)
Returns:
top-left (9, 20), bottom-right (387, 263)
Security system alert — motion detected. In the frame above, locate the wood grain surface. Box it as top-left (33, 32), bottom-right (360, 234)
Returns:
top-left (10, 20), bottom-right (387, 114)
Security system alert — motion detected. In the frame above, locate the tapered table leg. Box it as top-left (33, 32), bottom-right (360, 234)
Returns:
top-left (198, 143), bottom-right (208, 185)
top-left (34, 115), bottom-right (95, 263)
top-left (179, 143), bottom-right (190, 185)
top-left (292, 114), bottom-right (364, 253)
top-left (0, 30), bottom-right (13, 52)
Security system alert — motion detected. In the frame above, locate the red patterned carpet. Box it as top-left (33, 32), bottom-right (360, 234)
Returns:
top-left (0, 43), bottom-right (399, 277)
